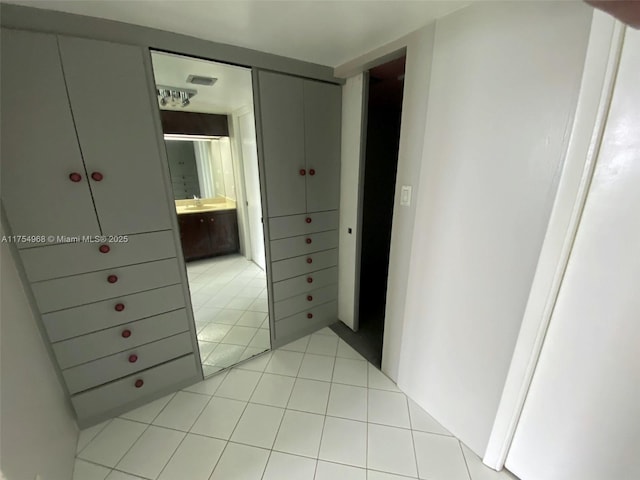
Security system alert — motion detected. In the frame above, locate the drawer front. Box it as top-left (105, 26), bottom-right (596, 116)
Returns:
top-left (71, 354), bottom-right (198, 421)
top-left (274, 284), bottom-right (338, 321)
top-left (270, 230), bottom-right (338, 262)
top-left (275, 300), bottom-right (337, 340)
top-left (43, 285), bottom-right (186, 342)
top-left (63, 332), bottom-right (193, 394)
top-left (32, 258), bottom-right (181, 313)
top-left (271, 249), bottom-right (337, 282)
top-left (20, 230), bottom-right (177, 282)
top-left (272, 267), bottom-right (337, 302)
top-left (53, 309), bottom-right (190, 369)
top-left (269, 210), bottom-right (338, 240)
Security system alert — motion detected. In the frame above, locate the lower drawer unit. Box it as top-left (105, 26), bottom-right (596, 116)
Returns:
top-left (53, 308), bottom-right (190, 369)
top-left (272, 267), bottom-right (338, 301)
top-left (32, 257), bottom-right (181, 313)
top-left (275, 300), bottom-right (338, 342)
top-left (271, 249), bottom-right (337, 282)
top-left (71, 354), bottom-right (199, 424)
top-left (274, 284), bottom-right (338, 321)
top-left (42, 284), bottom-right (186, 342)
top-left (270, 230), bottom-right (338, 261)
top-left (63, 332), bottom-right (194, 394)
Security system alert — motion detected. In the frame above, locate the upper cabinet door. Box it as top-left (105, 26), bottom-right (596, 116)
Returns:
top-left (304, 80), bottom-right (342, 213)
top-left (257, 71), bottom-right (306, 218)
top-left (0, 29), bottom-right (100, 243)
top-left (58, 37), bottom-right (172, 235)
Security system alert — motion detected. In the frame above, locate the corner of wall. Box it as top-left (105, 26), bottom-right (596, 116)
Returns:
top-left (381, 22), bottom-right (437, 381)
top-left (0, 222), bottom-right (78, 480)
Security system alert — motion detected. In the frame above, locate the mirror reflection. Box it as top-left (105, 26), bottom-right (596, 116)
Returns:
top-left (152, 51), bottom-right (270, 377)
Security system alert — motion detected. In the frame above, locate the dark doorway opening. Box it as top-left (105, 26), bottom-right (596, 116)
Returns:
top-left (332, 56), bottom-right (406, 368)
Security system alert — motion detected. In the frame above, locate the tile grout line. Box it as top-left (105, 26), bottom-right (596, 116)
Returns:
top-left (407, 393), bottom-right (422, 480)
top-left (151, 380), bottom-right (228, 480)
top-left (210, 357), bottom-right (270, 478)
top-left (313, 338), bottom-right (339, 479)
top-left (258, 342), bottom-right (305, 480)
top-left (75, 418), bottom-right (113, 456)
top-left (458, 440), bottom-right (474, 480)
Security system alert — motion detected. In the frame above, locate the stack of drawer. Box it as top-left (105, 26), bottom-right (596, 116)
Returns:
top-left (18, 230), bottom-right (199, 426)
top-left (268, 211), bottom-right (339, 344)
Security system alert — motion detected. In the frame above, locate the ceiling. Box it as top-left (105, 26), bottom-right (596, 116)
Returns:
top-left (6, 1), bottom-right (469, 67)
top-left (152, 51), bottom-right (253, 115)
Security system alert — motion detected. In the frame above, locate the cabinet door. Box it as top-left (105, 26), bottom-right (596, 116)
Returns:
top-left (257, 71), bottom-right (306, 217)
top-left (178, 214), bottom-right (211, 261)
top-left (0, 29), bottom-right (100, 243)
top-left (58, 36), bottom-right (172, 235)
top-left (304, 80), bottom-right (342, 213)
top-left (209, 211), bottom-right (240, 255)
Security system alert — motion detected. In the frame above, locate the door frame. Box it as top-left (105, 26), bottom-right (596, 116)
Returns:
top-left (483, 12), bottom-right (625, 470)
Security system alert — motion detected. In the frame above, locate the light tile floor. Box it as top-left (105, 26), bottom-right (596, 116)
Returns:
top-left (74, 328), bottom-right (518, 480)
top-left (187, 255), bottom-right (270, 376)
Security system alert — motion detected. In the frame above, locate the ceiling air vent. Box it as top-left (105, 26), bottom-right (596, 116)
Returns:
top-left (187, 75), bottom-right (217, 86)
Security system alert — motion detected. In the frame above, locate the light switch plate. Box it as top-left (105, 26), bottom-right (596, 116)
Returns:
top-left (400, 185), bottom-right (412, 206)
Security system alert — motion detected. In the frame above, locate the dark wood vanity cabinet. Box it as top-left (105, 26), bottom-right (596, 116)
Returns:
top-left (178, 210), bottom-right (240, 261)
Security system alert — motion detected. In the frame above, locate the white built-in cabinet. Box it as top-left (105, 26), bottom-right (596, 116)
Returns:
top-left (1, 28), bottom-right (200, 426)
top-left (256, 70), bottom-right (341, 346)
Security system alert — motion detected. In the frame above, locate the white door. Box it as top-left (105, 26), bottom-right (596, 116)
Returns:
top-left (239, 112), bottom-right (266, 270)
top-left (506, 26), bottom-right (640, 480)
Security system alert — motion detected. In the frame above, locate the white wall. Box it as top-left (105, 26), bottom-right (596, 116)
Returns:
top-left (338, 73), bottom-right (365, 329)
top-left (0, 231), bottom-right (78, 479)
top-left (335, 23), bottom-right (437, 367)
top-left (396, 1), bottom-right (592, 456)
top-left (381, 24), bottom-right (436, 380)
top-left (506, 25), bottom-right (640, 480)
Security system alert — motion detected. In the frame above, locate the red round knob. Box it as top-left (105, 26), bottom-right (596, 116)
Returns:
top-left (307, 295), bottom-right (313, 302)
top-left (306, 258), bottom-right (313, 264)
top-left (309, 169), bottom-right (316, 176)
top-left (306, 238), bottom-right (312, 244)
top-left (99, 244), bottom-right (110, 254)
top-left (115, 303), bottom-right (125, 312)
top-left (307, 313), bottom-right (313, 319)
top-left (134, 379), bottom-right (144, 388)
top-left (128, 354), bottom-right (138, 363)
top-left (91, 172), bottom-right (103, 182)
top-left (69, 172), bottom-right (82, 183)
top-left (121, 329), bottom-right (131, 338)
top-left (305, 217), bottom-right (312, 224)
top-left (299, 169), bottom-right (306, 176)
top-left (307, 277), bottom-right (313, 284)
top-left (107, 274), bottom-right (118, 284)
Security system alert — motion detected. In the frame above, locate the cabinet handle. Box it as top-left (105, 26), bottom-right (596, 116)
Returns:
top-left (306, 238), bottom-right (312, 244)
top-left (309, 169), bottom-right (316, 176)
top-left (306, 257), bottom-right (313, 264)
top-left (134, 379), bottom-right (144, 388)
top-left (307, 313), bottom-right (313, 319)
top-left (107, 274), bottom-right (118, 284)
top-left (128, 354), bottom-right (138, 363)
top-left (200, 218), bottom-right (204, 223)
top-left (299, 169), bottom-right (306, 176)
top-left (307, 277), bottom-right (313, 283)
top-left (91, 172), bottom-right (104, 182)
top-left (121, 329), bottom-right (132, 338)
top-left (69, 172), bottom-right (82, 183)
top-left (210, 218), bottom-right (214, 222)
top-left (307, 295), bottom-right (313, 301)
top-left (114, 303), bottom-right (125, 312)
top-left (99, 244), bottom-right (110, 254)
top-left (305, 217), bottom-right (312, 224)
